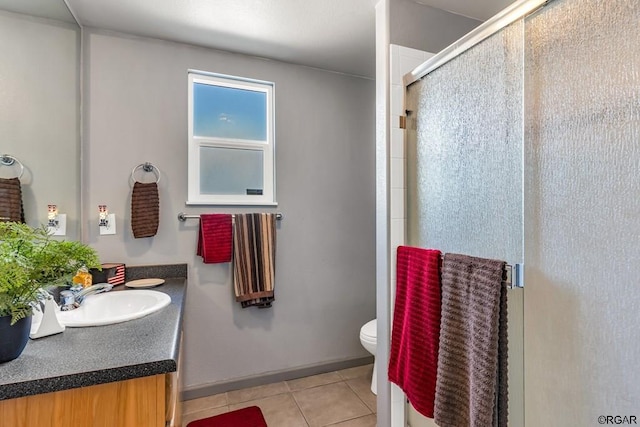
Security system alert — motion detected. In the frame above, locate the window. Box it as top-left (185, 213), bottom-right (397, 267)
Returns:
top-left (187, 71), bottom-right (276, 205)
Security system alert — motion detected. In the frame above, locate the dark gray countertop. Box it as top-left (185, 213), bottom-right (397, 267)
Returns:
top-left (0, 270), bottom-right (187, 401)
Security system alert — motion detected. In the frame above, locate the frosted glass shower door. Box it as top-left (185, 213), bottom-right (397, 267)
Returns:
top-left (405, 21), bottom-right (524, 427)
top-left (523, 0), bottom-right (640, 425)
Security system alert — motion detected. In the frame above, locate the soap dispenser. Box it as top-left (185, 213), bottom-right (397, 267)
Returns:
top-left (72, 266), bottom-right (92, 288)
top-left (30, 292), bottom-right (65, 339)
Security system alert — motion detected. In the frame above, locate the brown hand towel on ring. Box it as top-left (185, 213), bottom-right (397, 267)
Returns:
top-left (0, 177), bottom-right (25, 223)
top-left (131, 181), bottom-right (159, 238)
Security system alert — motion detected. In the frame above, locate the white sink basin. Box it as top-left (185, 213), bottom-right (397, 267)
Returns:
top-left (56, 289), bottom-right (171, 327)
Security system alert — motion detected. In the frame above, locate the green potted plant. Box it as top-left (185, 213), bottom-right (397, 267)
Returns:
top-left (0, 221), bottom-right (100, 363)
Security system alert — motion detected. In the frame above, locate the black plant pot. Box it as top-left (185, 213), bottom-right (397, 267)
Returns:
top-left (0, 315), bottom-right (32, 363)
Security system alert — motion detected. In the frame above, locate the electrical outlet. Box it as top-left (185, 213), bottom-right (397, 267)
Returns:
top-left (99, 214), bottom-right (116, 235)
top-left (47, 214), bottom-right (67, 236)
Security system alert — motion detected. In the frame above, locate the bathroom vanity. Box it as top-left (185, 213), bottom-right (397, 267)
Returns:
top-left (0, 269), bottom-right (186, 427)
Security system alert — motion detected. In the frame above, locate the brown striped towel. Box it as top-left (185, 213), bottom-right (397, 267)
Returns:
top-left (233, 213), bottom-right (276, 308)
top-left (131, 182), bottom-right (159, 238)
top-left (0, 177), bottom-right (25, 223)
top-left (434, 253), bottom-right (508, 427)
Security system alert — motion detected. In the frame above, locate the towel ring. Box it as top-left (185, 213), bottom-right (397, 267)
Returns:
top-left (0, 154), bottom-right (24, 179)
top-left (131, 162), bottom-right (161, 184)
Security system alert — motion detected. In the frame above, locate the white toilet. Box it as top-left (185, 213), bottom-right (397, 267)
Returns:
top-left (359, 319), bottom-right (377, 395)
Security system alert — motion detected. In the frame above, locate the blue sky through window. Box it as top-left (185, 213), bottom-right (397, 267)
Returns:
top-left (193, 83), bottom-right (267, 140)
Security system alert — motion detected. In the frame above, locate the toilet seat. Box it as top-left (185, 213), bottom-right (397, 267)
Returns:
top-left (360, 319), bottom-right (376, 340)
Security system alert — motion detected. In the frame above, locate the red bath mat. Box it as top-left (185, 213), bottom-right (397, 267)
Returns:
top-left (186, 406), bottom-right (267, 427)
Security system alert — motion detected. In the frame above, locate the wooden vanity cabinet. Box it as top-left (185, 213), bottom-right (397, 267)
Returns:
top-left (0, 279), bottom-right (186, 427)
top-left (0, 372), bottom-right (182, 427)
top-left (166, 332), bottom-right (184, 427)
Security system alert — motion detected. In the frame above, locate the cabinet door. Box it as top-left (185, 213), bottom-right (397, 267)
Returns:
top-left (166, 332), bottom-right (183, 427)
top-left (0, 375), bottom-right (165, 427)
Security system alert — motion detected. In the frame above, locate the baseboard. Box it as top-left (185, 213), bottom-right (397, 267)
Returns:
top-left (180, 355), bottom-right (374, 401)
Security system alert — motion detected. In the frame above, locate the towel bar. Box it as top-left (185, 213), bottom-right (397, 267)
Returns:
top-left (503, 263), bottom-right (524, 289)
top-left (177, 212), bottom-right (283, 222)
top-left (440, 254), bottom-right (524, 289)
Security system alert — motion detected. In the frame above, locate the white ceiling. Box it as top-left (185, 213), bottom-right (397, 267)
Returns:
top-left (415, 0), bottom-right (516, 20)
top-left (64, 0), bottom-right (513, 79)
top-left (0, 0), bottom-right (76, 23)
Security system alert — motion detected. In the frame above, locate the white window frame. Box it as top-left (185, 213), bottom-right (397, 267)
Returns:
top-left (187, 70), bottom-right (276, 206)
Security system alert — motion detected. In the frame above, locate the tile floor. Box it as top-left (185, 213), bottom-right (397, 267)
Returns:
top-left (182, 364), bottom-right (376, 427)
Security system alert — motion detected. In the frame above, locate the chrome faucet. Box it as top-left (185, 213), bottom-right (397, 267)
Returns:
top-left (60, 283), bottom-right (113, 311)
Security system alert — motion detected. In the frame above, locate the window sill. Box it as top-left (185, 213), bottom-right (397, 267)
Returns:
top-left (185, 200), bottom-right (278, 207)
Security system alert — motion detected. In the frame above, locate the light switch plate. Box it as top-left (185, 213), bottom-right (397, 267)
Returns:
top-left (47, 214), bottom-right (67, 236)
top-left (99, 214), bottom-right (116, 235)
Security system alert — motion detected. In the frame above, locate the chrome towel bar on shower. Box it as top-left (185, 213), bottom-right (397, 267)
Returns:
top-left (503, 263), bottom-right (524, 289)
top-left (440, 255), bottom-right (524, 289)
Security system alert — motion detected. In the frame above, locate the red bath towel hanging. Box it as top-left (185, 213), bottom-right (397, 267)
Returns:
top-left (388, 245), bottom-right (442, 418)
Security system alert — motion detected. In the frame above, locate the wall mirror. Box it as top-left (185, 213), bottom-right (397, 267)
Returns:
top-left (0, 0), bottom-right (81, 240)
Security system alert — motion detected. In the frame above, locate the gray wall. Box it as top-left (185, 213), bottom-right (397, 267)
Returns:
top-left (390, 0), bottom-right (481, 54)
top-left (82, 29), bottom-right (376, 390)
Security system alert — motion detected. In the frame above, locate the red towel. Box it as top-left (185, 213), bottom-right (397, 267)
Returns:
top-left (388, 246), bottom-right (442, 418)
top-left (197, 214), bottom-right (232, 263)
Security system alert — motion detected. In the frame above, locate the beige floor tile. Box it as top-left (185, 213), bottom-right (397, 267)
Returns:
top-left (227, 381), bottom-right (290, 404)
top-left (287, 372), bottom-right (343, 391)
top-left (229, 392), bottom-right (309, 427)
top-left (327, 414), bottom-right (377, 427)
top-left (182, 392), bottom-right (228, 414)
top-left (346, 377), bottom-right (376, 413)
top-left (336, 364), bottom-right (373, 381)
top-left (293, 382), bottom-right (372, 427)
top-left (182, 405), bottom-right (229, 425)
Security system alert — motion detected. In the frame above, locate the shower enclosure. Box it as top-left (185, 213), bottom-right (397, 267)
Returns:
top-left (403, 0), bottom-right (640, 425)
